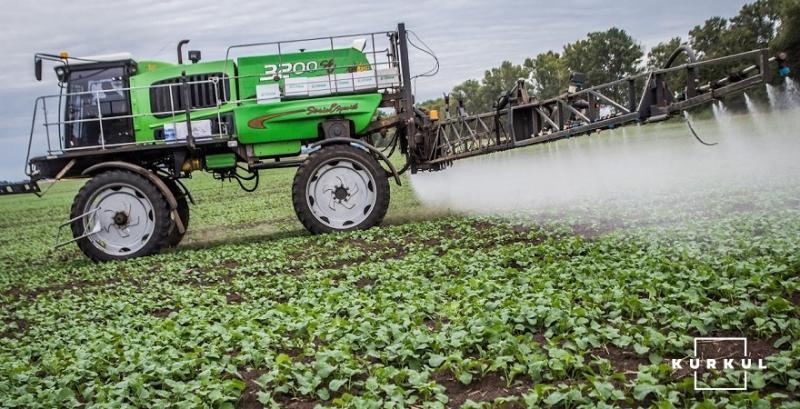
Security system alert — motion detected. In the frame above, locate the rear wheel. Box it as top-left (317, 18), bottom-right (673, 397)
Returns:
top-left (292, 144), bottom-right (390, 234)
top-left (70, 170), bottom-right (171, 262)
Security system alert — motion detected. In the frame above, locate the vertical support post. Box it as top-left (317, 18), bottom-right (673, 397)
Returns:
top-left (760, 48), bottom-right (771, 83)
top-left (95, 91), bottom-right (105, 149)
top-left (557, 100), bottom-right (565, 130)
top-left (686, 66), bottom-right (698, 99)
top-left (587, 93), bottom-right (597, 122)
top-left (627, 78), bottom-right (637, 112)
top-left (397, 23), bottom-right (416, 149)
top-left (25, 99), bottom-right (40, 177)
top-left (213, 79), bottom-right (224, 137)
top-left (494, 112), bottom-right (501, 146)
top-left (371, 33), bottom-right (379, 88)
top-left (654, 73), bottom-right (665, 107)
top-left (180, 71), bottom-right (196, 151)
top-left (168, 84), bottom-right (176, 120)
top-left (277, 42), bottom-right (283, 80)
top-left (42, 97), bottom-right (52, 153)
top-left (388, 32), bottom-right (398, 69)
top-left (329, 37), bottom-right (338, 93)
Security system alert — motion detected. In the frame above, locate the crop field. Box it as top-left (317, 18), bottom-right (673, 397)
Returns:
top-left (1, 141), bottom-right (800, 408)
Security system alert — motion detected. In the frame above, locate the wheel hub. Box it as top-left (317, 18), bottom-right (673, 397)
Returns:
top-left (333, 185), bottom-right (350, 201)
top-left (113, 211), bottom-right (129, 226)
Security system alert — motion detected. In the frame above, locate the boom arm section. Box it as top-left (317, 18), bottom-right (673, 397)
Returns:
top-left (410, 48), bottom-right (782, 171)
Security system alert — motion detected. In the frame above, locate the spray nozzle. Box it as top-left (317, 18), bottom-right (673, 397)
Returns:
top-left (776, 52), bottom-right (791, 77)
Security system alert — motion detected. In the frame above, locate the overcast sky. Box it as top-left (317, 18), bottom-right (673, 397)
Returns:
top-left (0, 0), bottom-right (750, 181)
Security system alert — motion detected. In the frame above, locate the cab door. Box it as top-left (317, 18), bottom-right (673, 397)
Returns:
top-left (64, 61), bottom-right (135, 148)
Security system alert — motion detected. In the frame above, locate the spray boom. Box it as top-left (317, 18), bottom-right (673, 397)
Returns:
top-left (408, 48), bottom-right (788, 171)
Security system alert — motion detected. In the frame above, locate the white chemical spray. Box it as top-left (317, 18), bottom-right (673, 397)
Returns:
top-left (411, 84), bottom-right (800, 222)
top-left (767, 77), bottom-right (800, 109)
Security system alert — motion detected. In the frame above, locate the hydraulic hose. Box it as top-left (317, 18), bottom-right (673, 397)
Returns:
top-left (682, 112), bottom-right (717, 146)
top-left (663, 45), bottom-right (699, 70)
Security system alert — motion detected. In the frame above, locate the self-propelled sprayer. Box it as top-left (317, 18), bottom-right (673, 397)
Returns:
top-left (1, 23), bottom-right (790, 261)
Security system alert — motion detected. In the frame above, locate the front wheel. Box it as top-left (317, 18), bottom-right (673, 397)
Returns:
top-left (70, 170), bottom-right (172, 262)
top-left (292, 144), bottom-right (390, 234)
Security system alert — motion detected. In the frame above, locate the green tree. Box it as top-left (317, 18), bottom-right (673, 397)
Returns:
top-left (689, 17), bottom-right (732, 58)
top-left (562, 28), bottom-right (643, 103)
top-left (451, 79), bottom-right (482, 115)
top-left (729, 0), bottom-right (782, 49)
top-left (772, 0), bottom-right (800, 75)
top-left (523, 51), bottom-right (568, 99)
top-left (447, 62), bottom-right (529, 115)
top-left (690, 1), bottom-right (784, 83)
top-left (438, 0), bottom-right (798, 119)
top-left (417, 97), bottom-right (444, 113)
top-left (477, 61), bottom-right (530, 113)
top-left (647, 37), bottom-right (684, 69)
top-left (647, 37), bottom-right (688, 96)
top-left (562, 28), bottom-right (643, 85)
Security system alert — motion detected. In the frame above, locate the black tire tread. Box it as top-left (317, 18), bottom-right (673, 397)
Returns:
top-left (162, 178), bottom-right (190, 248)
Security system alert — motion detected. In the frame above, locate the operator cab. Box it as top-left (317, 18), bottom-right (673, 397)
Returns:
top-left (50, 54), bottom-right (138, 148)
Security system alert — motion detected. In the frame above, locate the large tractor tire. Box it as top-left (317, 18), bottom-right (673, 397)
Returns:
top-left (70, 170), bottom-right (172, 262)
top-left (162, 178), bottom-right (190, 248)
top-left (292, 144), bottom-right (390, 234)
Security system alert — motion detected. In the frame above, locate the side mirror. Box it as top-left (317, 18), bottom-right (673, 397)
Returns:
top-left (188, 50), bottom-right (201, 64)
top-left (35, 57), bottom-right (42, 81)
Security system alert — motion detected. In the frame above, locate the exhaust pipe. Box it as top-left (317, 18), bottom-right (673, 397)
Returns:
top-left (177, 39), bottom-right (190, 64)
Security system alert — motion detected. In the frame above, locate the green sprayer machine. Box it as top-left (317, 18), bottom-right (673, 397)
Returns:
top-left (1, 23), bottom-right (790, 261)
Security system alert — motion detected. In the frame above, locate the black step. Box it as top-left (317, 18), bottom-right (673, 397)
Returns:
top-left (0, 180), bottom-right (41, 195)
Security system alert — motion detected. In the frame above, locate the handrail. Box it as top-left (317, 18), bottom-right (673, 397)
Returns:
top-left (221, 27), bottom-right (401, 102)
top-left (25, 97), bottom-right (41, 177)
top-left (223, 30), bottom-right (396, 61)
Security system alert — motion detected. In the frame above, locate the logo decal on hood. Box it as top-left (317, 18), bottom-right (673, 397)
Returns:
top-left (247, 103), bottom-right (360, 129)
top-left (306, 103), bottom-right (359, 115)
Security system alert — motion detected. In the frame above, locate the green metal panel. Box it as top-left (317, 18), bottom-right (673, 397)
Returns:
top-left (129, 61), bottom-right (238, 142)
top-left (252, 140), bottom-right (302, 157)
top-left (125, 47), bottom-right (380, 157)
top-left (233, 93), bottom-right (382, 144)
top-left (205, 153), bottom-right (236, 169)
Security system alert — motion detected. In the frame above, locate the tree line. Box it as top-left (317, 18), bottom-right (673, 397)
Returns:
top-left (418, 0), bottom-right (799, 115)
